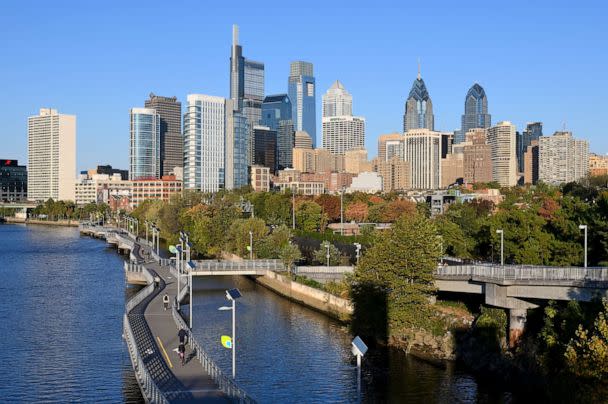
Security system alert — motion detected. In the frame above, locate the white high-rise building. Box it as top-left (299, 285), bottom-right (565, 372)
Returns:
top-left (403, 129), bottom-right (441, 189)
top-left (487, 121), bottom-right (517, 186)
top-left (27, 108), bottom-right (76, 201)
top-left (539, 131), bottom-right (589, 185)
top-left (129, 107), bottom-right (160, 180)
top-left (322, 81), bottom-right (365, 155)
top-left (183, 94), bottom-right (229, 192)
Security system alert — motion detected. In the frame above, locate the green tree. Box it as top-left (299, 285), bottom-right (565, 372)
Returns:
top-left (256, 225), bottom-right (292, 259)
top-left (279, 242), bottom-right (302, 274)
top-left (313, 241), bottom-right (341, 266)
top-left (227, 217), bottom-right (267, 257)
top-left (296, 200), bottom-right (326, 232)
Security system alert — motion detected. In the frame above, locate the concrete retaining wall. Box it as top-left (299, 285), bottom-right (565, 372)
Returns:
top-left (255, 270), bottom-right (353, 322)
top-left (4, 217), bottom-right (79, 227)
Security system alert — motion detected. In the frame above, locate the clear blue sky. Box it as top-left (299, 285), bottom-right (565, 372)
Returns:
top-left (1, 0), bottom-right (606, 172)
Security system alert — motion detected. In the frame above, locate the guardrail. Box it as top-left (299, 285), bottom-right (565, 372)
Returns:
top-left (123, 262), bottom-right (168, 403)
top-left (295, 266), bottom-right (354, 274)
top-left (193, 259), bottom-right (284, 272)
top-left (171, 286), bottom-right (255, 403)
top-left (435, 264), bottom-right (608, 283)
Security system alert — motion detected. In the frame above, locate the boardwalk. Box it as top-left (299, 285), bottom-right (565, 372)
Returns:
top-left (81, 225), bottom-right (253, 403)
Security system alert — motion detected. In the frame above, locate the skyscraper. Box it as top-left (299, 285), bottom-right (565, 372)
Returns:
top-left (253, 125), bottom-right (278, 174)
top-left (27, 108), bottom-right (76, 201)
top-left (288, 61), bottom-right (316, 146)
top-left (229, 25), bottom-right (264, 168)
top-left (183, 94), bottom-right (226, 192)
top-left (225, 107), bottom-right (249, 190)
top-left (403, 67), bottom-right (434, 132)
top-left (261, 94), bottom-right (294, 170)
top-left (144, 94), bottom-right (182, 176)
top-left (463, 128), bottom-right (493, 184)
top-left (403, 129), bottom-right (441, 189)
top-left (378, 133), bottom-right (403, 162)
top-left (130, 108), bottom-right (160, 180)
top-left (322, 81), bottom-right (365, 155)
top-left (539, 131), bottom-right (589, 185)
top-left (520, 122), bottom-right (543, 172)
top-left (459, 83), bottom-right (491, 144)
top-left (487, 121), bottom-right (517, 186)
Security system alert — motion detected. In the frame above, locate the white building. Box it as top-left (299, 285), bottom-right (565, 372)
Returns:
top-left (322, 81), bottom-right (365, 155)
top-left (74, 173), bottom-right (131, 205)
top-left (183, 94), bottom-right (227, 192)
top-left (487, 121), bottom-right (517, 186)
top-left (403, 129), bottom-right (442, 190)
top-left (539, 131), bottom-right (589, 185)
top-left (348, 171), bottom-right (383, 193)
top-left (27, 108), bottom-right (76, 201)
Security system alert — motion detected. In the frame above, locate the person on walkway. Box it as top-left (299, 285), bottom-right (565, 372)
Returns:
top-left (178, 342), bottom-right (185, 366)
top-left (154, 275), bottom-right (160, 289)
top-left (163, 293), bottom-right (170, 310)
top-left (178, 328), bottom-right (188, 346)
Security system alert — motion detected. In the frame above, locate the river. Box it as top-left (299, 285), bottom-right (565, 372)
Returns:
top-left (0, 224), bottom-right (519, 403)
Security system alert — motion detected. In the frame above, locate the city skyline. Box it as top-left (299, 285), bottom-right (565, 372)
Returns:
top-left (1, 2), bottom-right (607, 172)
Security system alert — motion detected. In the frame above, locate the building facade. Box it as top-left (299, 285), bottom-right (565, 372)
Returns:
top-left (403, 129), bottom-right (441, 189)
top-left (378, 133), bottom-right (403, 162)
top-left (27, 108), bottom-right (76, 201)
top-left (130, 107), bottom-right (160, 180)
top-left (344, 149), bottom-right (371, 174)
top-left (294, 130), bottom-right (313, 149)
top-left (130, 176), bottom-right (182, 209)
top-left (403, 69), bottom-right (434, 132)
top-left (589, 153), bottom-right (608, 177)
top-left (322, 81), bottom-right (365, 155)
top-left (459, 83), bottom-right (491, 144)
top-left (0, 159), bottom-right (27, 202)
top-left (144, 94), bottom-right (182, 176)
top-left (539, 131), bottom-right (589, 185)
top-left (487, 121), bottom-right (517, 186)
top-left (261, 94), bottom-right (294, 170)
top-left (524, 140), bottom-right (539, 184)
top-left (520, 122), bottom-right (543, 172)
top-left (463, 128), bottom-right (493, 184)
top-left (441, 153), bottom-right (464, 188)
top-left (183, 94), bottom-right (226, 192)
top-left (288, 61), bottom-right (316, 146)
top-left (250, 165), bottom-right (270, 192)
top-left (374, 156), bottom-right (411, 191)
top-left (253, 125), bottom-right (278, 174)
top-left (225, 106), bottom-right (249, 190)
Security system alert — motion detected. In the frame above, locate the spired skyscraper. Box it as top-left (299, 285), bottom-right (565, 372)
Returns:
top-left (459, 83), bottom-right (491, 144)
top-left (288, 61), bottom-right (316, 147)
top-left (403, 66), bottom-right (434, 132)
top-left (322, 81), bottom-right (365, 155)
top-left (230, 25), bottom-right (264, 168)
top-left (144, 94), bottom-right (182, 176)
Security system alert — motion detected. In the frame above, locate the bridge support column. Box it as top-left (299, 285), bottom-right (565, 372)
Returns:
top-left (508, 309), bottom-right (527, 348)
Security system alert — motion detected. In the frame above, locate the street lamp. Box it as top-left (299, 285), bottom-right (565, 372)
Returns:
top-left (292, 188), bottom-right (296, 230)
top-left (186, 260), bottom-right (195, 329)
top-left (325, 241), bottom-right (331, 267)
top-left (579, 224), bottom-right (588, 268)
top-left (218, 288), bottom-right (242, 379)
top-left (354, 242), bottom-right (362, 265)
top-left (340, 187), bottom-right (345, 236)
top-left (496, 229), bottom-right (504, 266)
top-left (175, 245), bottom-right (182, 309)
top-left (249, 230), bottom-right (253, 260)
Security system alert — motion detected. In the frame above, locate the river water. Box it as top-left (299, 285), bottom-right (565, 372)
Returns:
top-left (0, 224), bottom-right (518, 403)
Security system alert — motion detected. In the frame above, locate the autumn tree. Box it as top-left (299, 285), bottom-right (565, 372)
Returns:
top-left (345, 201), bottom-right (368, 222)
top-left (315, 194), bottom-right (341, 221)
top-left (381, 199), bottom-right (417, 222)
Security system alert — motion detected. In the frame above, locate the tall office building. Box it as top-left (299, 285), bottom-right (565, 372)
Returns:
top-left (378, 133), bottom-right (403, 161)
top-left (463, 128), bottom-right (493, 184)
top-left (539, 131), bottom-right (589, 185)
top-left (253, 125), bottom-right (278, 174)
top-left (1, 159), bottom-right (27, 202)
top-left (130, 108), bottom-right (161, 180)
top-left (403, 67), bottom-right (434, 132)
top-left (322, 81), bottom-right (365, 155)
top-left (459, 83), bottom-right (491, 144)
top-left (487, 121), bottom-right (517, 186)
top-left (144, 94), bottom-right (182, 176)
top-left (229, 25), bottom-right (264, 167)
top-left (288, 61), bottom-right (316, 146)
top-left (225, 107), bottom-right (249, 190)
top-left (520, 122), bottom-right (543, 172)
top-left (28, 108), bottom-right (76, 201)
top-left (524, 140), bottom-right (539, 185)
top-left (261, 94), bottom-right (294, 170)
top-left (403, 129), bottom-right (441, 189)
top-left (294, 130), bottom-right (313, 149)
top-left (183, 94), bottom-right (227, 192)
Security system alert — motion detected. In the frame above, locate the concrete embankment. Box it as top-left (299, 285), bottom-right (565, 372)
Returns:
top-left (3, 217), bottom-right (79, 227)
top-left (255, 270), bottom-right (353, 322)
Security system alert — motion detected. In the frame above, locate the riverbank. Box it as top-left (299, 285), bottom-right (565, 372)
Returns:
top-left (3, 217), bottom-right (79, 227)
top-left (254, 270), bottom-right (353, 322)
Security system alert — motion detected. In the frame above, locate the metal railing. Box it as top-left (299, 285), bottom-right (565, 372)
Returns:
top-left (193, 259), bottom-right (284, 272)
top-left (171, 286), bottom-right (255, 403)
top-left (295, 266), bottom-right (354, 274)
top-left (435, 264), bottom-right (608, 284)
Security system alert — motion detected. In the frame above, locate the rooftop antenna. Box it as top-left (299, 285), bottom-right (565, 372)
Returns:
top-left (417, 58), bottom-right (421, 80)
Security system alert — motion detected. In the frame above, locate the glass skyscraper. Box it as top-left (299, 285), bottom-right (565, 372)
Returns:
top-left (519, 122), bottom-right (543, 172)
top-left (288, 61), bottom-right (316, 147)
top-left (403, 69), bottom-right (434, 132)
top-left (459, 83), bottom-right (491, 144)
top-left (261, 94), bottom-right (294, 170)
top-left (129, 108), bottom-right (160, 180)
top-left (144, 94), bottom-right (182, 176)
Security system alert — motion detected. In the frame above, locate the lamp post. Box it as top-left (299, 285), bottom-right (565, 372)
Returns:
top-left (354, 242), bottom-right (361, 265)
top-left (186, 260), bottom-right (195, 329)
top-left (496, 229), bottom-right (504, 266)
top-left (218, 288), bottom-right (242, 379)
top-left (145, 220), bottom-right (149, 244)
top-left (292, 188), bottom-right (296, 230)
top-left (579, 224), bottom-right (588, 268)
top-left (340, 187), bottom-right (344, 236)
top-left (249, 230), bottom-right (253, 260)
top-left (325, 241), bottom-right (330, 267)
